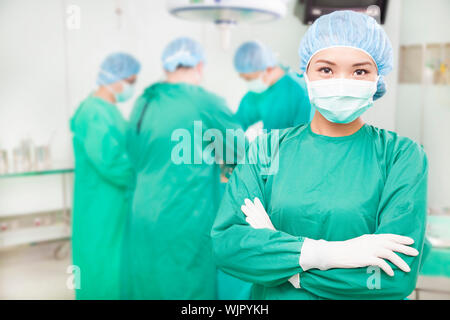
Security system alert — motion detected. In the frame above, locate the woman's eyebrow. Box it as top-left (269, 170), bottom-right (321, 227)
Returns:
top-left (352, 61), bottom-right (374, 67)
top-left (314, 59), bottom-right (336, 65)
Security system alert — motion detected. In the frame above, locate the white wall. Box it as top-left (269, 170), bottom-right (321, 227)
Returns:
top-left (400, 0), bottom-right (450, 45)
top-left (361, 0), bottom-right (401, 131)
top-left (396, 0), bottom-right (450, 209)
top-left (0, 0), bottom-right (68, 155)
top-left (0, 0), bottom-right (71, 215)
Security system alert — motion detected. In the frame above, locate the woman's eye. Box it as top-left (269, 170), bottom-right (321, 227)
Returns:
top-left (319, 67), bottom-right (332, 74)
top-left (354, 69), bottom-right (368, 76)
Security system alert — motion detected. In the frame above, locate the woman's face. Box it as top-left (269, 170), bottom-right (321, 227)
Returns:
top-left (306, 47), bottom-right (378, 82)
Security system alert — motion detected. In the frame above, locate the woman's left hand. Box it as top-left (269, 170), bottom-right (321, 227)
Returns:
top-left (240, 197), bottom-right (275, 230)
top-left (240, 197), bottom-right (301, 288)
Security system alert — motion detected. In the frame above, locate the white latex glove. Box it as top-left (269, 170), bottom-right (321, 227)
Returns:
top-left (240, 197), bottom-right (300, 288)
top-left (300, 234), bottom-right (419, 277)
top-left (240, 198), bottom-right (275, 230)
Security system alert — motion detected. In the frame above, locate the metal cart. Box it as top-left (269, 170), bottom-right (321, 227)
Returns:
top-left (0, 168), bottom-right (73, 259)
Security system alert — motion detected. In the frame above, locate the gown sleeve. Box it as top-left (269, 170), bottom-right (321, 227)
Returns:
top-left (201, 94), bottom-right (248, 167)
top-left (233, 94), bottom-right (260, 132)
top-left (299, 141), bottom-right (428, 299)
top-left (77, 105), bottom-right (133, 188)
top-left (211, 134), bottom-right (305, 287)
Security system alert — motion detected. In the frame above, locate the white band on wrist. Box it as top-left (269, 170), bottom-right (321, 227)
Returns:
top-left (299, 238), bottom-right (328, 271)
top-left (288, 273), bottom-right (301, 289)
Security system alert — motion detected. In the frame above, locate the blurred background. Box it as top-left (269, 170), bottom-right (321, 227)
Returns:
top-left (0, 0), bottom-right (449, 299)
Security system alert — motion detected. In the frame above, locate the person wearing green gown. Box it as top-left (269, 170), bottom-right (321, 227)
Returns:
top-left (123, 37), bottom-right (245, 299)
top-left (211, 11), bottom-right (430, 300)
top-left (70, 52), bottom-right (140, 300)
top-left (233, 41), bottom-right (313, 131)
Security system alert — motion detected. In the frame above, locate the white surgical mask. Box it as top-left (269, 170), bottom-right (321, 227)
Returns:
top-left (247, 76), bottom-right (269, 94)
top-left (105, 80), bottom-right (135, 103)
top-left (304, 74), bottom-right (379, 124)
top-left (115, 81), bottom-right (135, 103)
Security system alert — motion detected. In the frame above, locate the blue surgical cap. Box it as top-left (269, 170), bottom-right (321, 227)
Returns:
top-left (298, 10), bottom-right (393, 100)
top-left (97, 52), bottom-right (141, 86)
top-left (234, 41), bottom-right (277, 74)
top-left (161, 37), bottom-right (206, 72)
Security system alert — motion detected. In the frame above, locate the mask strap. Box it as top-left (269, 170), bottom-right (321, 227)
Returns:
top-left (98, 69), bottom-right (120, 83)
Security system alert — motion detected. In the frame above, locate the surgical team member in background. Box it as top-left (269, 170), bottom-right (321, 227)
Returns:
top-left (122, 37), bottom-right (245, 299)
top-left (212, 11), bottom-right (429, 300)
top-left (233, 41), bottom-right (313, 131)
top-left (70, 52), bottom-right (140, 300)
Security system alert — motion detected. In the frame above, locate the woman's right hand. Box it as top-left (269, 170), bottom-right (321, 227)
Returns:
top-left (299, 234), bottom-right (419, 277)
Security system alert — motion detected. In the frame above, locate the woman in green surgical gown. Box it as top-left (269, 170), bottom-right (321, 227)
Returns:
top-left (211, 11), bottom-right (430, 300)
top-left (71, 52), bottom-right (140, 299)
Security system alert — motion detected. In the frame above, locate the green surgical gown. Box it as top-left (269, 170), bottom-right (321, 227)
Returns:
top-left (234, 72), bottom-right (313, 131)
top-left (71, 95), bottom-right (133, 300)
top-left (212, 123), bottom-right (429, 300)
top-left (123, 82), bottom-right (245, 299)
